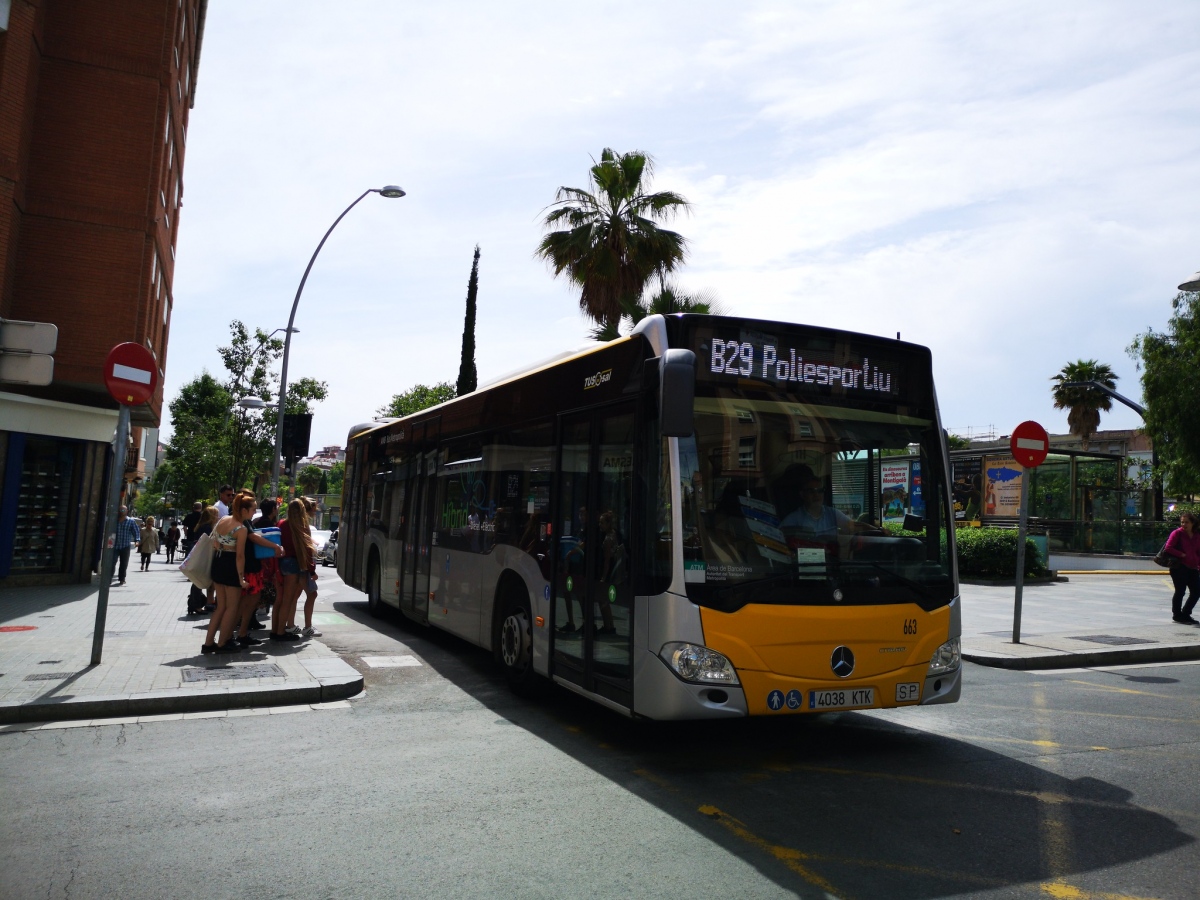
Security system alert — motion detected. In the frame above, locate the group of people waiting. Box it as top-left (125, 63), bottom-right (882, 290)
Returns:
top-left (179, 487), bottom-right (325, 655)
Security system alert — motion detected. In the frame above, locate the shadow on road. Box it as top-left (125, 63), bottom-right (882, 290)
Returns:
top-left (334, 597), bottom-right (1193, 898)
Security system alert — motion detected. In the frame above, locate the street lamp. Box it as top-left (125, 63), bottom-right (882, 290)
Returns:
top-left (270, 186), bottom-right (406, 498)
top-left (1178, 272), bottom-right (1200, 292)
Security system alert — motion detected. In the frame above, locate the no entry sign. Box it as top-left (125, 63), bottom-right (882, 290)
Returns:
top-left (1010, 420), bottom-right (1050, 468)
top-left (104, 342), bottom-right (158, 406)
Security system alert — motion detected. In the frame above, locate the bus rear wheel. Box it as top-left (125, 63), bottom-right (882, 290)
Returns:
top-left (367, 555), bottom-right (383, 619)
top-left (499, 595), bottom-right (535, 692)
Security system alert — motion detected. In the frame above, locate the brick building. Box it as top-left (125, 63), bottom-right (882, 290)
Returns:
top-left (0, 0), bottom-right (206, 584)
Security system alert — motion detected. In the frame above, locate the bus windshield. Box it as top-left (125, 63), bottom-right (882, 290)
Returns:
top-left (678, 391), bottom-right (954, 612)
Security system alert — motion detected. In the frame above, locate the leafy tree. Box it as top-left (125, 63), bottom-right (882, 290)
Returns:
top-left (326, 461), bottom-right (345, 494)
top-left (946, 433), bottom-right (972, 450)
top-left (297, 464), bottom-right (324, 495)
top-left (457, 245), bottom-right (480, 395)
top-left (160, 321), bottom-right (327, 504)
top-left (1050, 359), bottom-right (1117, 450)
top-left (537, 148), bottom-right (690, 330)
top-left (318, 470), bottom-right (329, 494)
top-left (377, 382), bottom-right (457, 418)
top-left (161, 372), bottom-right (234, 505)
top-left (1129, 291), bottom-right (1200, 495)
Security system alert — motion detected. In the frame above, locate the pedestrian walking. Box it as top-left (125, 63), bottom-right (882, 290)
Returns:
top-left (111, 506), bottom-right (141, 585)
top-left (1165, 512), bottom-right (1200, 624)
top-left (165, 521), bottom-right (180, 563)
top-left (138, 516), bottom-right (160, 570)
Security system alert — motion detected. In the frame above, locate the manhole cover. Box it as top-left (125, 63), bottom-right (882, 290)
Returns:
top-left (109, 603), bottom-right (149, 607)
top-left (38, 660), bottom-right (63, 665)
top-left (182, 663), bottom-right (286, 682)
top-left (1070, 635), bottom-right (1158, 646)
top-left (24, 672), bottom-right (75, 681)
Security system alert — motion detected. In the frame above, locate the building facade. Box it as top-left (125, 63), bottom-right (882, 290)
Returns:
top-left (0, 0), bottom-right (206, 584)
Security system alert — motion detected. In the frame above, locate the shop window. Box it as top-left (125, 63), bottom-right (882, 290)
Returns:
top-left (9, 438), bottom-right (79, 574)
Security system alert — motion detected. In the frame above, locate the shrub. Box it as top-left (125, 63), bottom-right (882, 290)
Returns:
top-left (882, 524), bottom-right (1047, 579)
top-left (954, 527), bottom-right (1048, 579)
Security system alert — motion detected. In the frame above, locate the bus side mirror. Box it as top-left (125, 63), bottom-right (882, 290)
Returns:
top-left (659, 349), bottom-right (695, 437)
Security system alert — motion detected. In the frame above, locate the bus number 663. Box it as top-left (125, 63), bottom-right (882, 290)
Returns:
top-left (903, 619), bottom-right (918, 635)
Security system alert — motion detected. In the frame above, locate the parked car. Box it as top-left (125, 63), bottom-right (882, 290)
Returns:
top-left (311, 528), bottom-right (331, 565)
top-left (319, 528), bottom-right (338, 567)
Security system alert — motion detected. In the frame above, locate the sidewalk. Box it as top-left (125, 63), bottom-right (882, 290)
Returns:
top-left (0, 560), bottom-right (362, 725)
top-left (960, 572), bottom-right (1200, 669)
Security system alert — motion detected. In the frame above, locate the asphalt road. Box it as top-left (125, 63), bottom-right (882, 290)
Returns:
top-left (2, 570), bottom-right (1197, 899)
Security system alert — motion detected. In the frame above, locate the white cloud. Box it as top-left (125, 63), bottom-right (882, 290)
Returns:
top-left (166, 0), bottom-right (1200, 453)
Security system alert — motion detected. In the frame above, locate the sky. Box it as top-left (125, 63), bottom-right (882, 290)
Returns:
top-left (167, 1), bottom-right (1200, 453)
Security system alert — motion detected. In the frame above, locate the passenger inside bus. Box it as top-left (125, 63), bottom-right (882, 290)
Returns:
top-left (777, 464), bottom-right (880, 545)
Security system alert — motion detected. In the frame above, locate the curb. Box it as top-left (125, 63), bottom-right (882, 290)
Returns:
top-left (963, 643), bottom-right (1200, 671)
top-left (0, 665), bottom-right (363, 725)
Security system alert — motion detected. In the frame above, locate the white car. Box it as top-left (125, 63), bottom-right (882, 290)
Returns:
top-left (317, 529), bottom-right (337, 567)
top-left (310, 529), bottom-right (331, 565)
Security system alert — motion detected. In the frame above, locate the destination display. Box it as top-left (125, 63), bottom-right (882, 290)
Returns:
top-left (685, 322), bottom-right (922, 400)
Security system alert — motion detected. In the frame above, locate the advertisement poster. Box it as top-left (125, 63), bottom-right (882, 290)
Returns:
top-left (983, 455), bottom-right (1023, 517)
top-left (909, 461), bottom-right (925, 517)
top-left (952, 457), bottom-right (983, 521)
top-left (880, 462), bottom-right (910, 523)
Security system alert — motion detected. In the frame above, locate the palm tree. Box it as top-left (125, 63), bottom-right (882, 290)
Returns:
top-left (1051, 360), bottom-right (1118, 450)
top-left (537, 148), bottom-right (690, 329)
top-left (588, 283), bottom-right (724, 342)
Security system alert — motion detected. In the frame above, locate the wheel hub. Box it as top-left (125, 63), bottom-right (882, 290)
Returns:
top-left (500, 611), bottom-right (528, 669)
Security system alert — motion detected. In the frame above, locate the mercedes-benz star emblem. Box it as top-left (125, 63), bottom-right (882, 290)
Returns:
top-left (831, 646), bottom-right (855, 678)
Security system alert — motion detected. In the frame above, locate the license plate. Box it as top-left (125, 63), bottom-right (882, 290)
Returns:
top-left (808, 688), bottom-right (875, 710)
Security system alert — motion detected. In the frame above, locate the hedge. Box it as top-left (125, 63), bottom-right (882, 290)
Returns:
top-left (883, 524), bottom-right (1048, 579)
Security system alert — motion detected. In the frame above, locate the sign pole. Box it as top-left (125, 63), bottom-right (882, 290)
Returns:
top-left (1007, 419), bottom-right (1050, 645)
top-left (1011, 465), bottom-right (1031, 644)
top-left (92, 404), bottom-right (130, 665)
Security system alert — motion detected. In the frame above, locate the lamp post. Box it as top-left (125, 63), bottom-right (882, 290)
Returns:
top-left (270, 185), bottom-right (406, 499)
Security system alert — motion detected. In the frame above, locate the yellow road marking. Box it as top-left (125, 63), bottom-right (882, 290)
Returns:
top-left (1040, 880), bottom-right (1160, 899)
top-left (697, 804), bottom-right (1004, 892)
top-left (1064, 680), bottom-right (1200, 702)
top-left (632, 768), bottom-right (679, 793)
top-left (969, 702), bottom-right (1200, 727)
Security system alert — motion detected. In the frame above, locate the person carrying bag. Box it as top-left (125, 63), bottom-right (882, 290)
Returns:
top-left (179, 530), bottom-right (215, 590)
top-left (1164, 512), bottom-right (1200, 625)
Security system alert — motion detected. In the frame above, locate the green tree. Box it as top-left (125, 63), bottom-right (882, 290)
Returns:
top-left (326, 461), bottom-right (345, 494)
top-left (297, 464), bottom-right (323, 495)
top-left (1050, 359), bottom-right (1118, 450)
top-left (457, 245), bottom-right (480, 395)
top-left (946, 433), bottom-right (972, 450)
top-left (1129, 291), bottom-right (1200, 496)
top-left (377, 382), bottom-right (457, 418)
top-left (161, 372), bottom-right (234, 505)
top-left (536, 148), bottom-right (690, 330)
top-left (160, 321), bottom-right (327, 504)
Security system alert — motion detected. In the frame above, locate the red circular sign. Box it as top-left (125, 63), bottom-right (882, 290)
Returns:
top-left (104, 342), bottom-right (159, 406)
top-left (0, 625), bottom-right (37, 632)
top-left (1010, 420), bottom-right (1050, 468)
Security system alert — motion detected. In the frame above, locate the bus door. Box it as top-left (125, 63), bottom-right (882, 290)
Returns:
top-left (402, 419), bottom-right (440, 623)
top-left (552, 403), bottom-right (636, 707)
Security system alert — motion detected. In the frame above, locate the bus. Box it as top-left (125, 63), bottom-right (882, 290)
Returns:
top-left (339, 314), bottom-right (961, 720)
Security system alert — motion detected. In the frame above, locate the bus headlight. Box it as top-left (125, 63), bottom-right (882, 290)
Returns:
top-left (660, 642), bottom-right (740, 685)
top-left (927, 637), bottom-right (961, 676)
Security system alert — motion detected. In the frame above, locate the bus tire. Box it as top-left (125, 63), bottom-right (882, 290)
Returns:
top-left (367, 553), bottom-right (383, 619)
top-left (498, 589), bottom-right (535, 693)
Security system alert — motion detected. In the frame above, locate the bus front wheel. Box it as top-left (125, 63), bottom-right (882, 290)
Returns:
top-left (499, 594), bottom-right (535, 691)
